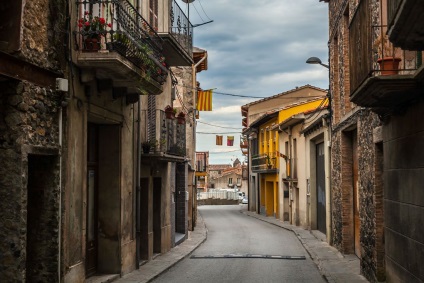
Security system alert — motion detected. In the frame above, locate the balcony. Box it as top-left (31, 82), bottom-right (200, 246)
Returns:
top-left (75, 0), bottom-right (168, 95)
top-left (349, 2), bottom-right (423, 113)
top-left (387, 0), bottom-right (424, 50)
top-left (140, 109), bottom-right (186, 162)
top-left (251, 152), bottom-right (278, 173)
top-left (159, 0), bottom-right (193, 66)
top-left (196, 152), bottom-right (208, 174)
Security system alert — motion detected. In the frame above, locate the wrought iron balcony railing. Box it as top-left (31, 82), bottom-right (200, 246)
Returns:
top-left (251, 152), bottom-right (278, 172)
top-left (169, 0), bottom-right (193, 57)
top-left (75, 0), bottom-right (168, 85)
top-left (196, 152), bottom-right (208, 172)
top-left (142, 109), bottom-right (186, 157)
top-left (349, 0), bottom-right (422, 96)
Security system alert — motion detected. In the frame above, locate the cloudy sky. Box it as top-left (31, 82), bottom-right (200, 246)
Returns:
top-left (176, 0), bottom-right (329, 165)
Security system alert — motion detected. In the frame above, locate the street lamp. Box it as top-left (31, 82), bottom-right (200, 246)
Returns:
top-left (306, 57), bottom-right (329, 69)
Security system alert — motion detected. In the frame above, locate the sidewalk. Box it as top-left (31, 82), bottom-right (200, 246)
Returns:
top-left (114, 214), bottom-right (208, 283)
top-left (242, 209), bottom-right (369, 283)
top-left (111, 207), bottom-right (368, 283)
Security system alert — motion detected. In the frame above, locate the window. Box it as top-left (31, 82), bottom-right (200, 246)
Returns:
top-left (228, 178), bottom-right (233, 184)
top-left (237, 178), bottom-right (241, 185)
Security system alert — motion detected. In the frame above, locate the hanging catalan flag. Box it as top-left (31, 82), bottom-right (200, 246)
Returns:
top-left (216, 135), bottom-right (223, 145)
top-left (227, 136), bottom-right (234, 146)
top-left (197, 89), bottom-right (213, 111)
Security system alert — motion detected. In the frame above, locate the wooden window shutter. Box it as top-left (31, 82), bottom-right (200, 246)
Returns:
top-left (147, 95), bottom-right (156, 141)
top-left (149, 0), bottom-right (158, 30)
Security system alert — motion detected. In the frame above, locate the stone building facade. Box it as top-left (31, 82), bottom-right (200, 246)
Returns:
top-left (325, 0), bottom-right (424, 282)
top-left (326, 0), bottom-right (385, 280)
top-left (0, 0), bottom-right (202, 282)
top-left (323, 0), bottom-right (424, 281)
top-left (0, 0), bottom-right (66, 281)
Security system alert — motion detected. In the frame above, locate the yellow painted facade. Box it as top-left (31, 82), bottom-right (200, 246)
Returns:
top-left (258, 117), bottom-right (279, 217)
top-left (258, 98), bottom-right (326, 218)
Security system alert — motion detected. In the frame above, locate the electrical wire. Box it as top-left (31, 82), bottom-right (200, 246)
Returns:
top-left (196, 0), bottom-right (213, 21)
top-left (192, 2), bottom-right (206, 23)
top-left (197, 132), bottom-right (242, 135)
top-left (176, 83), bottom-right (326, 100)
top-left (197, 121), bottom-right (241, 129)
top-left (208, 149), bottom-right (242, 154)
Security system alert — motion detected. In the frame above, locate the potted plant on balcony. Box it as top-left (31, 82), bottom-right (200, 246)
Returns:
top-left (78, 11), bottom-right (112, 52)
top-left (177, 112), bottom-right (186, 124)
top-left (141, 140), bottom-right (155, 154)
top-left (374, 34), bottom-right (401, 75)
top-left (266, 154), bottom-right (273, 169)
top-left (164, 105), bottom-right (176, 119)
top-left (107, 32), bottom-right (130, 55)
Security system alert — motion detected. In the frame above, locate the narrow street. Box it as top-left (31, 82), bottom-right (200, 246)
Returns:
top-left (152, 205), bottom-right (325, 283)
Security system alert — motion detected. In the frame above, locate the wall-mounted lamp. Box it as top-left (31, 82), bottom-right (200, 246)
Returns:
top-left (306, 57), bottom-right (329, 69)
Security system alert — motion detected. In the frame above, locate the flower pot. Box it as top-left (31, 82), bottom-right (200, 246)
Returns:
top-left (142, 145), bottom-right (151, 154)
top-left (84, 37), bottom-right (100, 52)
top-left (165, 111), bottom-right (175, 119)
top-left (377, 57), bottom-right (401, 75)
top-left (177, 117), bottom-right (185, 125)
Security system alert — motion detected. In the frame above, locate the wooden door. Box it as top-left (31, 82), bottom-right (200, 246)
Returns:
top-left (352, 131), bottom-right (360, 257)
top-left (316, 142), bottom-right (326, 234)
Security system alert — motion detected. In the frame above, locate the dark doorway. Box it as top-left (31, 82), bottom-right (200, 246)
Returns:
top-left (26, 154), bottom-right (59, 282)
top-left (140, 177), bottom-right (150, 260)
top-left (86, 123), bottom-right (98, 276)
top-left (153, 177), bottom-right (162, 254)
top-left (316, 142), bottom-right (326, 234)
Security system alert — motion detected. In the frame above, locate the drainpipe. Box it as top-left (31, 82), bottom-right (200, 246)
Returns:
top-left (136, 100), bottom-right (141, 268)
top-left (322, 117), bottom-right (332, 244)
top-left (58, 106), bottom-right (63, 282)
top-left (288, 126), bottom-right (293, 223)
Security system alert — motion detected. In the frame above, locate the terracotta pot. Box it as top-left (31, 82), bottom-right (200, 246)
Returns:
top-left (84, 37), bottom-right (100, 52)
top-left (377, 57), bottom-right (401, 75)
top-left (177, 117), bottom-right (185, 124)
top-left (165, 111), bottom-right (175, 119)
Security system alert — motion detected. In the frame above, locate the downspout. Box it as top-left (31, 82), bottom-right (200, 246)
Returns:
top-left (136, 100), bottom-right (141, 268)
top-left (58, 106), bottom-right (63, 282)
top-left (192, 52), bottom-right (207, 223)
top-left (322, 117), bottom-right (332, 244)
top-left (288, 126), bottom-right (293, 223)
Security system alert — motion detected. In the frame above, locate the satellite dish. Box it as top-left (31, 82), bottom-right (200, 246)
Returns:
top-left (181, 0), bottom-right (195, 3)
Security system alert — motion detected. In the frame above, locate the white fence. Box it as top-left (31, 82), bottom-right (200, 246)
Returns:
top-left (198, 190), bottom-right (239, 200)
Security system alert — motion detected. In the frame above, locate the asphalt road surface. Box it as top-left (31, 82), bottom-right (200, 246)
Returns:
top-left (152, 205), bottom-right (325, 283)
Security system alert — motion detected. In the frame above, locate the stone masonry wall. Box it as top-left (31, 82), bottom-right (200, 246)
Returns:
top-left (21, 0), bottom-right (66, 71)
top-left (328, 0), bottom-right (386, 281)
top-left (0, 80), bottom-right (61, 281)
